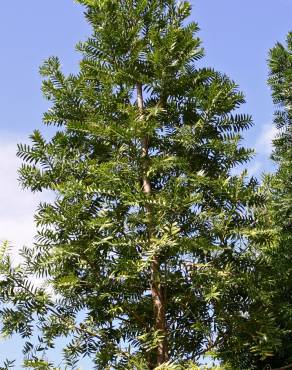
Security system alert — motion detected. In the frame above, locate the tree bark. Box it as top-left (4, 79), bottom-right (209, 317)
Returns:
top-left (136, 82), bottom-right (168, 367)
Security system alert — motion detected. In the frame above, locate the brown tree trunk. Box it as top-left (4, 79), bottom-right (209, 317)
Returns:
top-left (136, 82), bottom-right (168, 367)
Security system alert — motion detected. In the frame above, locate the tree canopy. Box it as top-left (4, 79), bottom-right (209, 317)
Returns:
top-left (254, 31), bottom-right (292, 369)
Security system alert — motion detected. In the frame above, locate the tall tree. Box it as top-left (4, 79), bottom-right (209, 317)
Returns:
top-left (0, 1), bottom-right (269, 368)
top-left (268, 32), bottom-right (292, 208)
top-left (225, 31), bottom-right (292, 370)
top-left (256, 31), bottom-right (292, 369)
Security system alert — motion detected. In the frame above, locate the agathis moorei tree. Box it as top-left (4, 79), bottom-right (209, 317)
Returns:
top-left (252, 31), bottom-right (292, 369)
top-left (0, 1), bottom-right (275, 369)
top-left (225, 31), bottom-right (292, 370)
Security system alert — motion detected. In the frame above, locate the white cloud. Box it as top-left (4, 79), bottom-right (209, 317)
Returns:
top-left (242, 123), bottom-right (278, 178)
top-left (254, 123), bottom-right (277, 156)
top-left (247, 161), bottom-right (263, 176)
top-left (0, 135), bottom-right (51, 262)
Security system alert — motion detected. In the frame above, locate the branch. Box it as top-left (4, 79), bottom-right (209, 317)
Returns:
top-left (268, 364), bottom-right (292, 370)
top-left (197, 332), bottom-right (229, 357)
top-left (7, 274), bottom-right (102, 341)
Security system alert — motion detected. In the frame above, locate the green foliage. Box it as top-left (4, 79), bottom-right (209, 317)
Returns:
top-left (220, 31), bottom-right (292, 370)
top-left (254, 31), bottom-right (292, 369)
top-left (0, 360), bottom-right (15, 370)
top-left (0, 1), bottom-right (281, 369)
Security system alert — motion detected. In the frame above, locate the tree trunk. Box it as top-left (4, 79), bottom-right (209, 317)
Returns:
top-left (136, 82), bottom-right (168, 367)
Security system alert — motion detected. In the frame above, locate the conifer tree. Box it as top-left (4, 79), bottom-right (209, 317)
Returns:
top-left (254, 31), bottom-right (292, 369)
top-left (268, 32), bottom-right (292, 216)
top-left (0, 1), bottom-right (268, 368)
top-left (212, 31), bottom-right (292, 370)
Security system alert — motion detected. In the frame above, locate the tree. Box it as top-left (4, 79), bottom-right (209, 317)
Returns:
top-left (254, 31), bottom-right (292, 369)
top-left (268, 32), bottom-right (292, 216)
top-left (215, 32), bottom-right (292, 370)
top-left (0, 1), bottom-right (270, 368)
top-left (225, 31), bottom-right (292, 370)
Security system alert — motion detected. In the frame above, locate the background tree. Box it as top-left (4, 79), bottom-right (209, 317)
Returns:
top-left (221, 31), bottom-right (292, 370)
top-left (0, 1), bottom-right (275, 369)
top-left (257, 31), bottom-right (292, 369)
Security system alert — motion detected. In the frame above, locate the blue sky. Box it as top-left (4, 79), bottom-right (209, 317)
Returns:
top-left (0, 0), bottom-right (291, 367)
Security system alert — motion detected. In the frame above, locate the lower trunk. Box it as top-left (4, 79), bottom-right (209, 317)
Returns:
top-left (151, 258), bottom-right (168, 366)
